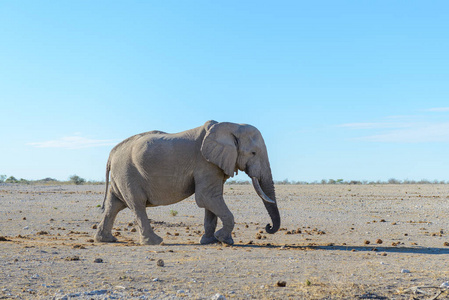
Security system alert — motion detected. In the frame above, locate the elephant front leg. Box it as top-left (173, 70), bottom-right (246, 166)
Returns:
top-left (133, 208), bottom-right (163, 245)
top-left (207, 199), bottom-right (235, 245)
top-left (195, 177), bottom-right (234, 245)
top-left (200, 209), bottom-right (219, 244)
top-left (213, 212), bottom-right (235, 245)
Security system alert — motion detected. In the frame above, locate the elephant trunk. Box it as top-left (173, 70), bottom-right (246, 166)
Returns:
top-left (251, 175), bottom-right (280, 234)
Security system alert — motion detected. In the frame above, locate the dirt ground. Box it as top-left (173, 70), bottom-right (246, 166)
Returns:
top-left (1, 183), bottom-right (449, 299)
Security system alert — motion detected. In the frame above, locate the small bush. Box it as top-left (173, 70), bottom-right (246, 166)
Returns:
top-left (388, 178), bottom-right (401, 184)
top-left (19, 178), bottom-right (30, 184)
top-left (69, 175), bottom-right (86, 185)
top-left (169, 209), bottom-right (178, 217)
top-left (5, 176), bottom-right (19, 183)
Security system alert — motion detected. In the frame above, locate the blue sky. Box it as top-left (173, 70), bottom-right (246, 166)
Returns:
top-left (1, 1), bottom-right (448, 182)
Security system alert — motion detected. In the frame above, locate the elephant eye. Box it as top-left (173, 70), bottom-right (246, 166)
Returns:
top-left (251, 151), bottom-right (256, 156)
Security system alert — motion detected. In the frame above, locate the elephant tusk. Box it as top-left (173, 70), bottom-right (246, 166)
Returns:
top-left (251, 177), bottom-right (276, 204)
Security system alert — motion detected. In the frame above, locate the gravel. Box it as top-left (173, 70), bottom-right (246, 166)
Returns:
top-left (1, 184), bottom-right (449, 299)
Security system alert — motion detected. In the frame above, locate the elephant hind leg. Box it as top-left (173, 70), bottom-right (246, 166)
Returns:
top-left (133, 207), bottom-right (163, 245)
top-left (95, 192), bottom-right (126, 243)
top-left (200, 209), bottom-right (219, 244)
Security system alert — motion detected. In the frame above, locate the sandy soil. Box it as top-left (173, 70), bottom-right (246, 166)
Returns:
top-left (1, 183), bottom-right (449, 299)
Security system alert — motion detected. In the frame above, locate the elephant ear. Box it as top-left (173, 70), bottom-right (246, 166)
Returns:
top-left (201, 122), bottom-right (239, 177)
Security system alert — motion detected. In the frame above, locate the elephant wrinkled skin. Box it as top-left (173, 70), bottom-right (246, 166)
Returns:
top-left (94, 120), bottom-right (280, 245)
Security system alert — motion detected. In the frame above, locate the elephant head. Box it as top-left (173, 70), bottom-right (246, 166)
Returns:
top-left (201, 122), bottom-right (280, 234)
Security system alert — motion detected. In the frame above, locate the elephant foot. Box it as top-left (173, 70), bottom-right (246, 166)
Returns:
top-left (200, 234), bottom-right (219, 245)
top-left (94, 232), bottom-right (117, 243)
top-left (214, 229), bottom-right (234, 245)
top-left (140, 234), bottom-right (163, 245)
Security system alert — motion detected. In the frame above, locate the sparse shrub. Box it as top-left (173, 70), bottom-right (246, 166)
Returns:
top-left (169, 209), bottom-right (178, 217)
top-left (349, 180), bottom-right (361, 185)
top-left (0, 175), bottom-right (6, 183)
top-left (388, 178), bottom-right (401, 184)
top-left (225, 180), bottom-right (250, 185)
top-left (19, 178), bottom-right (29, 184)
top-left (5, 176), bottom-right (19, 183)
top-left (69, 175), bottom-right (86, 185)
top-left (417, 179), bottom-right (431, 184)
top-left (39, 177), bottom-right (59, 184)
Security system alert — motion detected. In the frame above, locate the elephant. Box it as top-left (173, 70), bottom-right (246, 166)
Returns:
top-left (94, 120), bottom-right (280, 245)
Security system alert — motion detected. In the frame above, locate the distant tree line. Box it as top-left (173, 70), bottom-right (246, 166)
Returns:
top-left (1, 175), bottom-right (446, 186)
top-left (0, 174), bottom-right (103, 185)
top-left (226, 178), bottom-right (448, 185)
top-left (278, 178), bottom-right (448, 185)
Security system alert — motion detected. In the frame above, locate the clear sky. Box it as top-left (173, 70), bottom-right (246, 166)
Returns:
top-left (1, 1), bottom-right (448, 182)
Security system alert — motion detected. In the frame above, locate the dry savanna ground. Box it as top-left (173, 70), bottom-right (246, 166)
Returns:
top-left (1, 183), bottom-right (449, 299)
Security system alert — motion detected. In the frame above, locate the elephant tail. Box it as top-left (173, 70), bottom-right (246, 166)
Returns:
top-left (101, 157), bottom-right (111, 211)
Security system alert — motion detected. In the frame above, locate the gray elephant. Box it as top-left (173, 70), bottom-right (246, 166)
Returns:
top-left (94, 120), bottom-right (280, 245)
